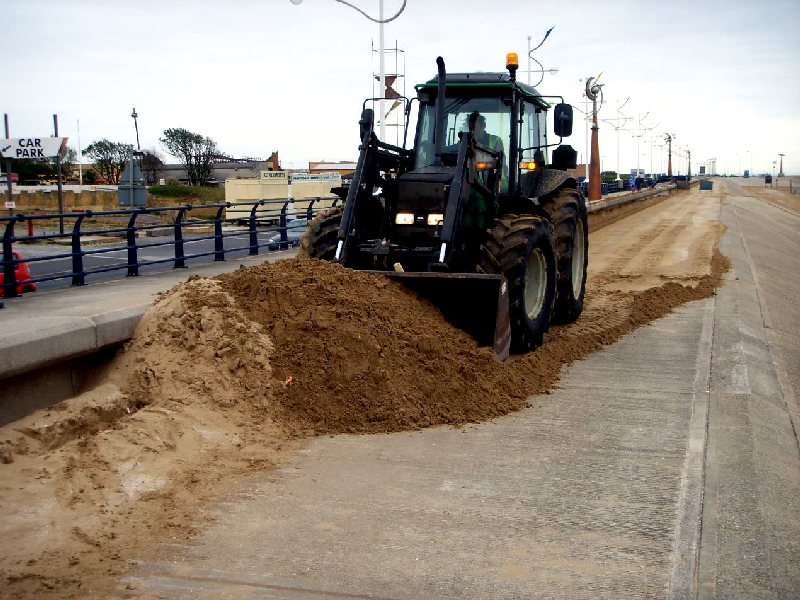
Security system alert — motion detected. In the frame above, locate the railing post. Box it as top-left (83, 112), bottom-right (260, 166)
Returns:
top-left (214, 205), bottom-right (225, 261)
top-left (2, 216), bottom-right (20, 298)
top-left (126, 208), bottom-right (144, 276)
top-left (280, 200), bottom-right (290, 250)
top-left (71, 211), bottom-right (89, 286)
top-left (248, 201), bottom-right (262, 255)
top-left (306, 198), bottom-right (318, 221)
top-left (174, 206), bottom-right (189, 268)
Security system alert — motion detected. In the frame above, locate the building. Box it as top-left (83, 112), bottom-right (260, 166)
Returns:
top-left (308, 161), bottom-right (357, 176)
top-left (159, 151), bottom-right (281, 186)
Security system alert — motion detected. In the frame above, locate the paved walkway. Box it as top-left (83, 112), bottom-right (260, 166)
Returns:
top-left (125, 180), bottom-right (800, 598)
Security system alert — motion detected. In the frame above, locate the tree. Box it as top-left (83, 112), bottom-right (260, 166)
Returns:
top-left (83, 169), bottom-right (97, 184)
top-left (13, 159), bottom-right (55, 184)
top-left (160, 128), bottom-right (218, 186)
top-left (54, 146), bottom-right (78, 180)
top-left (140, 148), bottom-right (165, 185)
top-left (83, 139), bottom-right (132, 184)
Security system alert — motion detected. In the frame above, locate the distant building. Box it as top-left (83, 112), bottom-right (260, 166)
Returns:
top-left (159, 151), bottom-right (281, 186)
top-left (567, 164), bottom-right (590, 181)
top-left (309, 161), bottom-right (357, 176)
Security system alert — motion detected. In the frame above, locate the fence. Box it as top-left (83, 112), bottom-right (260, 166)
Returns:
top-left (577, 180), bottom-right (623, 196)
top-left (1, 197), bottom-right (339, 304)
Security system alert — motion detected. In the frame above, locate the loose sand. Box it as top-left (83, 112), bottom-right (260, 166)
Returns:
top-left (0, 187), bottom-right (728, 598)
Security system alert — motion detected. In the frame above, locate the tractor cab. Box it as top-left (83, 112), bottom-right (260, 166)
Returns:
top-left (412, 72), bottom-right (551, 197)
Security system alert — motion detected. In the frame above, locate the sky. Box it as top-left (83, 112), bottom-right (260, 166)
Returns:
top-left (4, 0), bottom-right (800, 176)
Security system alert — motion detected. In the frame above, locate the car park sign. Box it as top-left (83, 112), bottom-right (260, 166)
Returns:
top-left (0, 137), bottom-right (68, 158)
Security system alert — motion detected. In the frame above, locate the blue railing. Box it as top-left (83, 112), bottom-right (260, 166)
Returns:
top-left (578, 181), bottom-right (620, 196)
top-left (0, 197), bottom-right (339, 304)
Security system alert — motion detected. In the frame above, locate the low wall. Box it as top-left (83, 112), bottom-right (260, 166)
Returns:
top-left (588, 185), bottom-right (675, 231)
top-left (7, 189), bottom-right (223, 216)
top-left (10, 189), bottom-right (119, 212)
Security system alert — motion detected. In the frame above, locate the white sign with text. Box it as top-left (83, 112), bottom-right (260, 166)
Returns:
top-left (0, 137), bottom-right (68, 159)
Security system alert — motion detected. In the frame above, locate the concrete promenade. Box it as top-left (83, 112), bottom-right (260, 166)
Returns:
top-left (123, 179), bottom-right (795, 598)
top-left (1, 179), bottom-right (798, 597)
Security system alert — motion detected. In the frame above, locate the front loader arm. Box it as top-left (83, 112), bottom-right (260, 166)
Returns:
top-left (335, 109), bottom-right (380, 265)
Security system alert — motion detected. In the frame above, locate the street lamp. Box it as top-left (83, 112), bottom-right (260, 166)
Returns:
top-left (526, 29), bottom-right (557, 86)
top-left (600, 96), bottom-right (631, 180)
top-left (290, 0), bottom-right (408, 142)
top-left (131, 108), bottom-right (140, 151)
top-left (633, 111), bottom-right (649, 177)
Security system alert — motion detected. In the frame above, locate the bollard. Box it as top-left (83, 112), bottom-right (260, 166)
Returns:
top-left (27, 219), bottom-right (33, 237)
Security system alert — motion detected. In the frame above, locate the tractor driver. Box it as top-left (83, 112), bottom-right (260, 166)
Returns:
top-left (468, 111), bottom-right (504, 157)
top-left (463, 111), bottom-right (506, 235)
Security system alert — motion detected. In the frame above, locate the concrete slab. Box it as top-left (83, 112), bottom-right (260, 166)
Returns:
top-left (129, 296), bottom-right (715, 599)
top-left (125, 179), bottom-right (800, 599)
top-left (696, 182), bottom-right (800, 599)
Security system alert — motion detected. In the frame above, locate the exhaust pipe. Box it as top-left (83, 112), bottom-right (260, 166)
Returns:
top-left (434, 56), bottom-right (446, 166)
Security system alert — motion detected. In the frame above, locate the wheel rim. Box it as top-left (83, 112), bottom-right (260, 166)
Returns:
top-left (572, 218), bottom-right (585, 298)
top-left (524, 248), bottom-right (547, 320)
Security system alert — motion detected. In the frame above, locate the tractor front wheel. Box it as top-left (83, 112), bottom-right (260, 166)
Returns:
top-left (480, 215), bottom-right (557, 352)
top-left (300, 207), bottom-right (343, 260)
top-left (538, 187), bottom-right (588, 324)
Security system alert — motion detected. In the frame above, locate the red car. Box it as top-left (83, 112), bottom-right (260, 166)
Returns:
top-left (0, 251), bottom-right (36, 297)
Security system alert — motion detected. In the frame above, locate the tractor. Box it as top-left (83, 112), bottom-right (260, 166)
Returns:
top-left (301, 53), bottom-right (587, 362)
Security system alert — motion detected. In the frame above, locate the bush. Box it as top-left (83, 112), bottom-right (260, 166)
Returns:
top-left (601, 171), bottom-right (618, 182)
top-left (147, 185), bottom-right (225, 205)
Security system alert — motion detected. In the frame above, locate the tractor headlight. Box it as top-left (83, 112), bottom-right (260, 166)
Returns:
top-left (395, 212), bottom-right (414, 225)
top-left (427, 213), bottom-right (444, 226)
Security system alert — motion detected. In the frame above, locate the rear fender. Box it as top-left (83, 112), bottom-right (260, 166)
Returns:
top-left (520, 168), bottom-right (577, 199)
top-left (498, 195), bottom-right (549, 221)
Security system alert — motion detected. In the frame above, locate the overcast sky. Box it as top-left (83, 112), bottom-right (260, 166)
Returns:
top-left (4, 0), bottom-right (799, 175)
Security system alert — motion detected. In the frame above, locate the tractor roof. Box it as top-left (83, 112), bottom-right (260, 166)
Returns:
top-left (416, 72), bottom-right (550, 109)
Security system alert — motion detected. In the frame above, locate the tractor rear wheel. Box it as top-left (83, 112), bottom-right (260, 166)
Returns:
top-left (480, 215), bottom-right (557, 352)
top-left (538, 187), bottom-right (588, 324)
top-left (300, 207), bottom-right (343, 260)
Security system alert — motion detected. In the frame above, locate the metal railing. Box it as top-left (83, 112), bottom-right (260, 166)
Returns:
top-left (1, 197), bottom-right (339, 304)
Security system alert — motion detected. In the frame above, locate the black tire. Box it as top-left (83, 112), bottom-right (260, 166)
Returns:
top-left (300, 207), bottom-right (343, 260)
top-left (480, 215), bottom-right (557, 352)
top-left (538, 187), bottom-right (588, 324)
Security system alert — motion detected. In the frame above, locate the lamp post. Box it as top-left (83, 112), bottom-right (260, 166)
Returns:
top-left (290, 0), bottom-right (407, 143)
top-left (584, 76), bottom-right (603, 201)
top-left (131, 108), bottom-right (141, 151)
top-left (615, 96), bottom-right (629, 180)
top-left (525, 31), bottom-right (557, 86)
top-left (634, 111), bottom-right (649, 178)
top-left (664, 133), bottom-right (675, 177)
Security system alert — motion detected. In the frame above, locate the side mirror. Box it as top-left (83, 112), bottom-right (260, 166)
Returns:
top-left (359, 109), bottom-right (374, 141)
top-left (553, 103), bottom-right (573, 138)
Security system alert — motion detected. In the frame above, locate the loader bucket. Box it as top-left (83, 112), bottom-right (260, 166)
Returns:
top-left (367, 271), bottom-right (511, 362)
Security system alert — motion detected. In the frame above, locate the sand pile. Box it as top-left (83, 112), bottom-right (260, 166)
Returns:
top-left (0, 278), bottom-right (292, 599)
top-left (218, 259), bottom-right (544, 435)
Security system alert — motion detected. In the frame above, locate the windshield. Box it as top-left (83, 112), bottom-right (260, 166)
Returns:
top-left (415, 95), bottom-right (511, 191)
